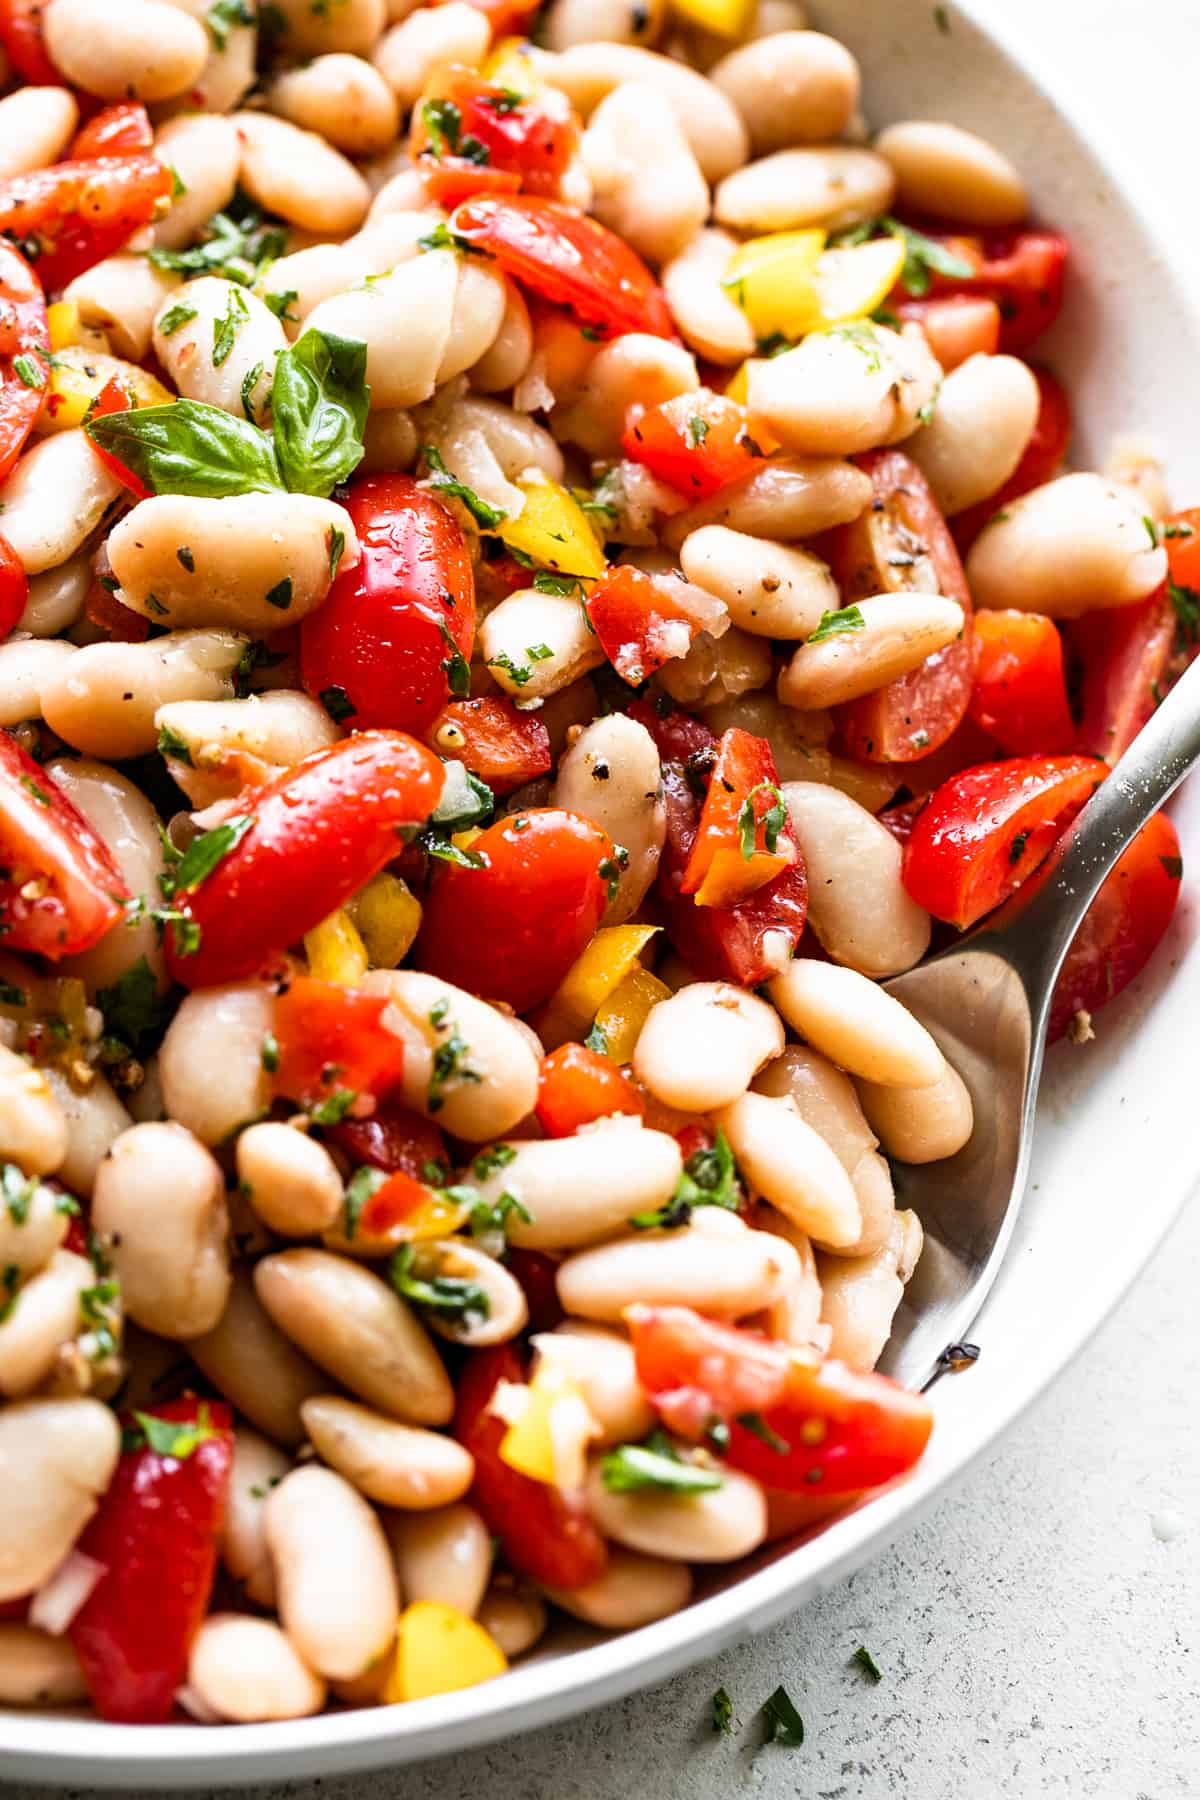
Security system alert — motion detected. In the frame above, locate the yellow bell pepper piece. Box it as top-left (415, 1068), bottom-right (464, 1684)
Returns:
top-left (810, 237), bottom-right (907, 327)
top-left (498, 1365), bottom-right (590, 1486)
top-left (384, 1602), bottom-right (507, 1704)
top-left (346, 872), bottom-right (422, 970)
top-left (693, 846), bottom-right (790, 909)
top-left (36, 347), bottom-right (172, 436)
top-left (594, 965), bottom-right (671, 1065)
top-left (532, 923), bottom-right (659, 1050)
top-left (722, 230), bottom-right (826, 340)
top-left (46, 301), bottom-right (80, 352)
top-left (482, 36), bottom-right (548, 95)
top-left (303, 909), bottom-right (369, 986)
top-left (669, 0), bottom-right (756, 35)
top-left (498, 476), bottom-right (607, 579)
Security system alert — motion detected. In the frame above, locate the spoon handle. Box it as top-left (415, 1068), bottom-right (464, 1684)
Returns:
top-left (990, 645), bottom-right (1200, 1008)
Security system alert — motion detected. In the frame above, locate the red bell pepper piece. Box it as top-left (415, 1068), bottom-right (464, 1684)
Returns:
top-left (680, 727), bottom-right (796, 909)
top-left (427, 696), bottom-right (551, 795)
top-left (411, 68), bottom-right (578, 206)
top-left (71, 102), bottom-right (154, 161)
top-left (273, 974), bottom-right (404, 1114)
top-left (585, 565), bottom-right (708, 688)
top-left (535, 1041), bottom-right (644, 1136)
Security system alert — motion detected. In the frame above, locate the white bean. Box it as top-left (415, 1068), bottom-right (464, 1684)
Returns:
top-left (661, 228), bottom-right (755, 365)
top-left (710, 32), bottom-right (859, 154)
top-left (582, 83), bottom-right (708, 267)
top-left (713, 1090), bottom-right (860, 1249)
top-left (372, 3), bottom-right (491, 111)
top-left (0, 1249), bottom-right (92, 1398)
top-left (552, 333), bottom-right (698, 457)
top-left (152, 116), bottom-right (241, 252)
top-left (0, 1170), bottom-right (68, 1274)
top-left (585, 1456), bottom-right (766, 1561)
top-left (0, 1625), bottom-right (87, 1705)
top-left (0, 87), bottom-right (77, 180)
top-left (40, 628), bottom-right (247, 760)
top-left (716, 145), bottom-right (894, 233)
top-left (0, 432), bottom-right (123, 576)
top-left (222, 1427), bottom-right (291, 1606)
top-left (155, 691), bottom-right (340, 807)
top-left (387, 1502), bottom-right (492, 1616)
top-left (857, 1060), bottom-right (974, 1164)
top-left (541, 1548), bottom-right (692, 1628)
top-left (0, 1396), bottom-right (120, 1601)
top-left (907, 353), bottom-right (1039, 515)
top-left (43, 1070), bottom-right (131, 1197)
top-left (301, 1395), bottom-right (473, 1508)
top-left (530, 1323), bottom-right (654, 1447)
top-left (160, 0), bottom-right (257, 114)
top-left (233, 111), bottom-right (371, 235)
top-left (875, 120), bottom-right (1027, 227)
top-left (359, 408), bottom-right (420, 474)
top-left (473, 1119), bottom-right (683, 1252)
top-left (49, 758), bottom-right (169, 998)
top-left (655, 620), bottom-right (769, 709)
top-left (547, 44), bottom-right (748, 183)
top-left (0, 639), bottom-right (76, 728)
top-left (966, 472), bottom-right (1168, 616)
top-left (256, 209), bottom-right (438, 339)
top-left (255, 1248), bottom-right (455, 1424)
top-left (471, 282), bottom-right (533, 394)
top-left (475, 1584), bottom-right (547, 1657)
top-left (817, 1209), bottom-right (923, 1370)
top-left (544, 0), bottom-right (665, 50)
top-left (268, 0), bottom-right (386, 56)
top-left (152, 277), bottom-right (286, 421)
top-left (557, 1213), bottom-right (800, 1320)
top-left (660, 454), bottom-right (872, 549)
top-left (416, 1240), bottom-right (528, 1348)
top-left (236, 1123), bottom-right (344, 1238)
top-left (189, 1268), bottom-right (326, 1449)
top-left (753, 1044), bottom-right (876, 1172)
top-left (158, 979), bottom-right (274, 1146)
top-left (781, 781), bottom-right (930, 976)
top-left (756, 1204), bottom-right (825, 1347)
top-left (188, 1614), bottom-right (326, 1723)
top-left (768, 960), bottom-right (945, 1088)
top-left (480, 586), bottom-right (605, 702)
top-left (43, 0), bottom-right (209, 101)
top-left (63, 256), bottom-right (180, 363)
top-left (420, 392), bottom-right (565, 488)
top-left (777, 592), bottom-right (964, 709)
top-left (746, 323), bottom-right (942, 457)
top-left (681, 526), bottom-right (837, 639)
top-left (304, 249), bottom-right (455, 409)
top-left (634, 981), bottom-right (783, 1111)
top-left (266, 1465), bottom-right (399, 1680)
top-left (551, 714), bottom-right (664, 925)
top-left (18, 557), bottom-right (89, 638)
top-left (266, 55), bottom-right (399, 158)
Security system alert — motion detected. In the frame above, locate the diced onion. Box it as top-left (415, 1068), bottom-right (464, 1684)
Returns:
top-left (29, 1549), bottom-right (106, 1636)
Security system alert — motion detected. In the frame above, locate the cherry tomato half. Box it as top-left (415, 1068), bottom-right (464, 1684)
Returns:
top-left (1069, 589), bottom-right (1181, 765)
top-left (273, 974), bottom-right (404, 1112)
top-left (585, 565), bottom-right (706, 688)
top-left (0, 0), bottom-right (59, 84)
top-left (411, 68), bottom-right (578, 206)
top-left (891, 293), bottom-right (1001, 370)
top-left (0, 154), bottom-right (173, 292)
top-left (0, 732), bottom-right (130, 957)
top-left (968, 610), bottom-right (1074, 754)
top-left (426, 696), bottom-right (550, 795)
top-left (71, 102), bottom-right (154, 161)
top-left (0, 530), bottom-right (28, 637)
top-left (0, 240), bottom-right (47, 482)
top-left (680, 727), bottom-right (797, 909)
top-left (622, 390), bottom-right (766, 502)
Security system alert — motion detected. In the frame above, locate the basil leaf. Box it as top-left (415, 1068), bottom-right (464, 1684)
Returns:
top-left (94, 955), bottom-right (174, 1055)
top-left (389, 1242), bottom-right (490, 1326)
top-left (171, 815), bottom-right (255, 894)
top-left (86, 399), bottom-right (285, 498)
top-left (601, 1431), bottom-right (723, 1495)
top-left (760, 1685), bottom-right (804, 1747)
top-left (129, 1404), bottom-right (220, 1461)
top-left (271, 328), bottom-right (369, 498)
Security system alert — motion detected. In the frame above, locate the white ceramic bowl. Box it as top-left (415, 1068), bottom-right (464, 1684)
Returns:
top-left (9, 3), bottom-right (1200, 1785)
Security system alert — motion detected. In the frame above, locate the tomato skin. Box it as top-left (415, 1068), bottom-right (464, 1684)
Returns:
top-left (968, 611), bottom-right (1074, 754)
top-left (273, 975), bottom-right (404, 1111)
top-left (896, 227), bottom-right (1068, 354)
top-left (627, 1305), bottom-right (933, 1496)
top-left (85, 374), bottom-right (151, 498)
top-left (622, 391), bottom-right (765, 502)
top-left (412, 70), bottom-right (578, 204)
top-left (0, 241), bottom-right (48, 483)
top-left (327, 1093), bottom-right (448, 1180)
top-left (585, 565), bottom-right (704, 688)
top-left (449, 195), bottom-right (673, 339)
top-left (680, 727), bottom-right (797, 908)
top-left (426, 696), bottom-right (550, 795)
top-left (454, 1345), bottom-right (608, 1588)
top-left (1070, 589), bottom-right (1179, 765)
top-left (828, 449), bottom-right (977, 764)
top-left (954, 365), bottom-right (1072, 552)
top-left (902, 753), bottom-right (1106, 930)
top-left (0, 0), bottom-right (59, 84)
top-left (891, 293), bottom-right (1000, 369)
top-left (536, 1042), bottom-right (644, 1136)
top-left (0, 154), bottom-right (173, 292)
top-left (69, 1399), bottom-right (234, 1725)
top-left (0, 530), bottom-right (28, 638)
top-left (165, 732), bottom-right (445, 990)
top-left (1049, 811), bottom-right (1182, 1042)
top-left (0, 733), bottom-right (130, 957)
top-left (71, 103), bottom-right (154, 160)
top-left (299, 475), bottom-right (475, 738)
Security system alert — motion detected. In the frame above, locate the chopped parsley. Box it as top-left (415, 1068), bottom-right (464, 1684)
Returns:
top-left (0, 1162), bottom-right (38, 1225)
top-left (1168, 579), bottom-right (1199, 647)
top-left (468, 1188), bottom-right (531, 1242)
top-left (263, 288), bottom-right (299, 323)
top-left (166, 815), bottom-right (255, 895)
top-left (737, 780), bottom-right (787, 860)
top-left (0, 982), bottom-right (25, 1007)
top-left (712, 1687), bottom-right (734, 1735)
top-left (417, 220), bottom-right (486, 257)
top-left (157, 722), bottom-right (192, 763)
top-left (176, 545), bottom-right (195, 573)
top-left (1161, 854), bottom-right (1184, 880)
top-left (389, 1242), bottom-right (490, 1326)
top-left (1143, 515), bottom-right (1160, 548)
top-left (1008, 831), bottom-right (1029, 865)
top-left (488, 649), bottom-right (534, 688)
top-left (319, 684), bottom-right (356, 722)
top-left (12, 352), bottom-right (45, 389)
top-left (584, 1021), bottom-right (609, 1055)
top-left (630, 1128), bottom-right (741, 1231)
top-left (532, 570), bottom-right (587, 598)
top-left (933, 2), bottom-right (950, 31)
top-left (127, 1403), bottom-right (220, 1461)
top-left (148, 199), bottom-right (288, 287)
top-left (736, 1410), bottom-right (789, 1454)
top-left (470, 1143), bottom-right (517, 1181)
top-left (341, 1164), bottom-right (386, 1239)
top-left (422, 444), bottom-right (508, 529)
top-left (95, 955), bottom-right (173, 1054)
top-left (328, 525), bottom-right (346, 581)
top-left (687, 415), bottom-right (710, 448)
top-left (212, 285), bottom-right (249, 368)
top-left (807, 604), bottom-right (865, 644)
top-left (598, 846), bottom-right (628, 902)
top-left (426, 1002), bottom-right (481, 1113)
top-left (760, 1685), bottom-right (804, 1747)
top-left (852, 1645), bottom-right (883, 1683)
top-left (205, 0), bottom-right (254, 49)
top-left (438, 614), bottom-right (471, 697)
top-left (600, 1429), bottom-right (723, 1495)
top-left (260, 1032), bottom-right (280, 1073)
top-left (158, 300), bottom-right (198, 337)
top-left (265, 576), bottom-right (293, 610)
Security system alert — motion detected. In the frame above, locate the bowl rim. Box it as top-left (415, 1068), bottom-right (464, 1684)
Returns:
top-left (8, 5), bottom-right (1200, 1786)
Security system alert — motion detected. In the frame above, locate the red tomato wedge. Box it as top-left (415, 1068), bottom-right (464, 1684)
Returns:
top-left (954, 365), bottom-right (1072, 552)
top-left (1049, 811), bottom-right (1182, 1042)
top-left (968, 611), bottom-right (1074, 754)
top-left (449, 195), bottom-right (673, 339)
top-left (536, 1042), bottom-right (644, 1136)
top-left (585, 565), bottom-right (707, 687)
top-left (627, 1305), bottom-right (933, 1496)
top-left (895, 226), bottom-right (1069, 354)
top-left (0, 733), bottom-right (130, 957)
top-left (621, 390), bottom-right (766, 501)
top-left (0, 530), bottom-right (28, 638)
top-left (273, 975), bottom-right (404, 1112)
top-left (71, 102), bottom-right (154, 160)
top-left (300, 474), bottom-right (475, 738)
top-left (0, 0), bottom-right (58, 84)
top-left (891, 293), bottom-right (1000, 370)
top-left (0, 240), bottom-right (48, 482)
top-left (828, 449), bottom-right (977, 764)
top-left (69, 1399), bottom-right (234, 1724)
top-left (680, 727), bottom-right (797, 908)
top-left (454, 1345), bottom-right (608, 1588)
top-left (1070, 589), bottom-right (1181, 765)
top-left (902, 753), bottom-right (1106, 929)
top-left (85, 374), bottom-right (150, 497)
top-left (415, 808), bottom-right (613, 1012)
top-left (427, 696), bottom-right (550, 795)
top-left (0, 154), bottom-right (173, 292)
top-left (164, 732), bottom-right (445, 989)
top-left (411, 68), bottom-right (578, 205)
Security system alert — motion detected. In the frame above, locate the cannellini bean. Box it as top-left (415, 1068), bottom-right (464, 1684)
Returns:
top-left (582, 83), bottom-right (708, 267)
top-left (747, 323), bottom-right (942, 457)
top-left (189, 1269), bottom-right (326, 1449)
top-left (661, 454), bottom-right (871, 548)
top-left (0, 1249), bottom-right (92, 1398)
top-left (547, 44), bottom-right (748, 183)
top-left (151, 115), bottom-right (241, 252)
top-left (0, 432), bottom-right (123, 575)
top-left (50, 758), bottom-right (169, 998)
top-left (360, 408), bottom-right (420, 474)
top-left (781, 782), bottom-right (930, 976)
top-left (42, 1071), bottom-right (131, 1197)
top-left (710, 32), bottom-right (859, 153)
top-left (188, 1615), bottom-right (326, 1723)
top-left (907, 353), bottom-right (1040, 515)
top-left (634, 981), bottom-right (783, 1111)
top-left (857, 1059), bottom-right (974, 1164)
top-left (236, 1123), bottom-right (344, 1238)
top-left (716, 145), bottom-right (894, 233)
top-left (361, 970), bottom-right (540, 1140)
top-left (530, 1324), bottom-right (655, 1447)
top-left (756, 1205), bottom-right (826, 1347)
top-left (301, 1395), bottom-right (474, 1508)
top-left (0, 1047), bottom-right (65, 1180)
top-left (753, 1044), bottom-right (877, 1172)
top-left (233, 111), bottom-right (371, 234)
top-left (473, 1119), bottom-right (683, 1252)
top-left (152, 278), bottom-right (286, 421)
top-left (0, 87), bottom-right (77, 179)
top-left (966, 473), bottom-right (1168, 616)
top-left (777, 593), bottom-right (965, 709)
top-left (1105, 434), bottom-right (1171, 521)
top-left (265, 55), bottom-right (399, 158)
top-left (372, 3), bottom-right (492, 111)
top-left (471, 282), bottom-right (533, 393)
top-left (875, 120), bottom-right (1027, 228)
top-left (817, 1209), bottom-right (923, 1370)
top-left (416, 1241), bottom-right (528, 1348)
top-left (475, 1584), bottom-right (548, 1657)
top-left (585, 1457), bottom-right (766, 1561)
top-left (63, 256), bottom-right (180, 363)
top-left (0, 1397), bottom-right (120, 1601)
top-left (266, 1465), bottom-right (399, 1680)
top-left (713, 1090), bottom-right (860, 1250)
top-left (480, 586), bottom-right (605, 702)
top-left (0, 639), bottom-right (76, 727)
top-left (387, 1503), bottom-right (493, 1616)
top-left (544, 0), bottom-right (665, 50)
top-left (0, 1171), bottom-right (68, 1274)
top-left (92, 1122), bottom-right (230, 1339)
top-left (222, 1427), bottom-right (291, 1606)
top-left (19, 557), bottom-right (89, 638)
top-left (268, 0), bottom-right (386, 56)
top-left (552, 333), bottom-right (698, 457)
top-left (160, 0), bottom-right (256, 114)
top-left (557, 1213), bottom-right (801, 1320)
top-left (155, 691), bottom-right (340, 807)
top-left (0, 1625), bottom-right (87, 1705)
top-left (769, 960), bottom-right (945, 1088)
top-left (701, 693), bottom-right (833, 785)
top-left (661, 228), bottom-right (755, 365)
top-left (681, 526), bottom-right (837, 640)
top-left (420, 391), bottom-right (565, 487)
top-left (255, 1249), bottom-right (454, 1425)
top-left (365, 164), bottom-right (430, 219)
top-left (551, 714), bottom-right (664, 925)
top-left (43, 0), bottom-right (208, 101)
top-left (40, 629), bottom-right (247, 760)
top-left (257, 209), bottom-right (439, 338)
top-left (158, 980), bottom-right (274, 1147)
top-left (542, 1548), bottom-right (692, 1628)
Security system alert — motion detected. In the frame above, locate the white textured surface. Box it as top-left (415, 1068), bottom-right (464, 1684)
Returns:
top-left (4, 1), bottom-right (1199, 1795)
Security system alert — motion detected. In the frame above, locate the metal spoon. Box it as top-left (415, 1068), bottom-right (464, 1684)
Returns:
top-left (877, 650), bottom-right (1200, 1390)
